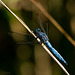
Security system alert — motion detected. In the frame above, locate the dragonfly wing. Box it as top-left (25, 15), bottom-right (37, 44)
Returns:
top-left (37, 15), bottom-right (49, 36)
top-left (44, 21), bottom-right (49, 36)
top-left (8, 31), bottom-right (38, 44)
top-left (8, 31), bottom-right (28, 42)
top-left (17, 41), bottom-right (38, 45)
top-left (37, 15), bottom-right (46, 34)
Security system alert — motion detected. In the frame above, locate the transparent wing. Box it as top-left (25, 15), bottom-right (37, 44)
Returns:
top-left (37, 15), bottom-right (49, 36)
top-left (37, 15), bottom-right (46, 34)
top-left (43, 21), bottom-right (49, 36)
top-left (8, 31), bottom-right (38, 44)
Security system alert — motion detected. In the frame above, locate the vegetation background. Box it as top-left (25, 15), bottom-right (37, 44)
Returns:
top-left (0, 0), bottom-right (75, 75)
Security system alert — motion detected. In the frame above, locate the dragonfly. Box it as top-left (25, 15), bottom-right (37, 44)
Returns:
top-left (34, 28), bottom-right (67, 65)
top-left (10, 16), bottom-right (68, 65)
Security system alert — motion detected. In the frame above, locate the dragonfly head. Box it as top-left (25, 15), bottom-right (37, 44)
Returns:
top-left (34, 28), bottom-right (41, 34)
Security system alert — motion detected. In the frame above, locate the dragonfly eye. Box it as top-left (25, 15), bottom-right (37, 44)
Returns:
top-left (34, 28), bottom-right (40, 34)
top-left (36, 28), bottom-right (40, 31)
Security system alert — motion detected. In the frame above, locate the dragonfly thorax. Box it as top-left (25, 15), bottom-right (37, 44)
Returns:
top-left (34, 28), bottom-right (48, 43)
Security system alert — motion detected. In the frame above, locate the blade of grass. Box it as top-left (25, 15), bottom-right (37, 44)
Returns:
top-left (0, 0), bottom-right (70, 75)
top-left (31, 0), bottom-right (75, 46)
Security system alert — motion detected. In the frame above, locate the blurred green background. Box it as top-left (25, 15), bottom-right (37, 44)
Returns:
top-left (0, 0), bottom-right (75, 75)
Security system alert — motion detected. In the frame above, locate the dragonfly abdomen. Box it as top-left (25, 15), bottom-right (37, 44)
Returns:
top-left (45, 41), bottom-right (68, 65)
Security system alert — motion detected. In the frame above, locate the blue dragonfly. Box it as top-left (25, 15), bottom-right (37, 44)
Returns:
top-left (34, 28), bottom-right (67, 65)
top-left (34, 16), bottom-right (68, 65)
top-left (10, 16), bottom-right (68, 65)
